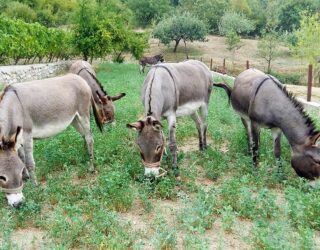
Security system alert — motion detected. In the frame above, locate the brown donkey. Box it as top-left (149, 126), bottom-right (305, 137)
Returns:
top-left (70, 60), bottom-right (126, 127)
top-left (215, 68), bottom-right (320, 180)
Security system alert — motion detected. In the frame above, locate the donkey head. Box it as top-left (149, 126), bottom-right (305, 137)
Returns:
top-left (291, 134), bottom-right (320, 180)
top-left (96, 91), bottom-right (126, 124)
top-left (156, 54), bottom-right (164, 63)
top-left (127, 116), bottom-right (165, 176)
top-left (0, 127), bottom-right (26, 208)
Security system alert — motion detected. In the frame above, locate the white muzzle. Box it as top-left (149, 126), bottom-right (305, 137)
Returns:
top-left (6, 192), bottom-right (24, 208)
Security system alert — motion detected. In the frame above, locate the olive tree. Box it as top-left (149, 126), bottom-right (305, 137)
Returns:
top-left (219, 11), bottom-right (254, 67)
top-left (153, 12), bottom-right (208, 53)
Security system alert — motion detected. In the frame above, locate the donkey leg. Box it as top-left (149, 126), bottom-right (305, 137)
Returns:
top-left (272, 128), bottom-right (284, 177)
top-left (23, 135), bottom-right (37, 185)
top-left (167, 115), bottom-right (179, 177)
top-left (241, 117), bottom-right (251, 151)
top-left (250, 122), bottom-right (261, 167)
top-left (191, 112), bottom-right (204, 150)
top-left (199, 104), bottom-right (208, 149)
top-left (72, 115), bottom-right (94, 172)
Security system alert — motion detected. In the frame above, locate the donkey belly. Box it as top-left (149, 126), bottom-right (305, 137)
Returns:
top-left (32, 113), bottom-right (77, 139)
top-left (175, 101), bottom-right (205, 117)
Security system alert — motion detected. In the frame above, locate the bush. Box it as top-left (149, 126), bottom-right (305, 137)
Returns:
top-left (271, 71), bottom-right (302, 85)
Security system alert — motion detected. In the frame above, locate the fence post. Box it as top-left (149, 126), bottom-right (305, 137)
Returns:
top-left (210, 58), bottom-right (213, 70)
top-left (246, 60), bottom-right (249, 69)
top-left (307, 64), bottom-right (313, 102)
top-left (200, 57), bottom-right (202, 62)
top-left (223, 58), bottom-right (226, 71)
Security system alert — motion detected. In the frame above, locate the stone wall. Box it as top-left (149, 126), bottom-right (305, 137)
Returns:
top-left (0, 61), bottom-right (72, 84)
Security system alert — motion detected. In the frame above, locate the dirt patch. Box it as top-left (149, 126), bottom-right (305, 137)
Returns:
top-left (206, 218), bottom-right (251, 250)
top-left (286, 84), bottom-right (320, 103)
top-left (146, 35), bottom-right (306, 74)
top-left (179, 137), bottom-right (214, 153)
top-left (10, 228), bottom-right (48, 250)
top-left (121, 197), bottom-right (185, 249)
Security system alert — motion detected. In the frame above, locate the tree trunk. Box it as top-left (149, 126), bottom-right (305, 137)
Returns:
top-left (183, 40), bottom-right (188, 59)
top-left (267, 59), bottom-right (271, 74)
top-left (173, 39), bottom-right (181, 53)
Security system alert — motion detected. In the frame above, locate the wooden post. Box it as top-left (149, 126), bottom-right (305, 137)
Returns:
top-left (210, 58), bottom-right (213, 70)
top-left (246, 60), bottom-right (249, 69)
top-left (200, 57), bottom-right (202, 62)
top-left (307, 64), bottom-right (313, 102)
top-left (223, 58), bottom-right (226, 71)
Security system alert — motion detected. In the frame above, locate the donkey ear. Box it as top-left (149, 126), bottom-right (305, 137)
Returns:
top-left (310, 133), bottom-right (320, 146)
top-left (7, 126), bottom-right (22, 150)
top-left (96, 91), bottom-right (108, 104)
top-left (9, 126), bottom-right (22, 144)
top-left (111, 93), bottom-right (126, 101)
top-left (126, 121), bottom-right (143, 131)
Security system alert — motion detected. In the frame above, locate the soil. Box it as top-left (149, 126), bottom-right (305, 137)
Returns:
top-left (10, 228), bottom-right (48, 250)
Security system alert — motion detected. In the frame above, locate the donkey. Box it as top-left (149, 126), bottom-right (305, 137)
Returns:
top-left (214, 68), bottom-right (320, 180)
top-left (69, 60), bottom-right (126, 127)
top-left (0, 74), bottom-right (102, 207)
top-left (127, 60), bottom-right (213, 177)
top-left (139, 54), bottom-right (164, 73)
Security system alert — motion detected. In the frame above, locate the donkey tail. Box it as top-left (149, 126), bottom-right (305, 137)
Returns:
top-left (213, 82), bottom-right (232, 104)
top-left (91, 96), bottom-right (104, 132)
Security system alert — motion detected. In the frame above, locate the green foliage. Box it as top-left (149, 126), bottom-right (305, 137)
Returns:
top-left (278, 0), bottom-right (319, 32)
top-left (258, 30), bottom-right (281, 73)
top-left (271, 71), bottom-right (302, 85)
top-left (179, 0), bottom-right (228, 33)
top-left (4, 1), bottom-right (37, 23)
top-left (292, 12), bottom-right (320, 64)
top-left (219, 11), bottom-right (254, 36)
top-left (230, 0), bottom-right (251, 16)
top-left (127, 0), bottom-right (171, 27)
top-left (0, 16), bottom-right (72, 64)
top-left (153, 12), bottom-right (208, 52)
top-left (178, 188), bottom-right (216, 233)
top-left (72, 0), bottom-right (147, 62)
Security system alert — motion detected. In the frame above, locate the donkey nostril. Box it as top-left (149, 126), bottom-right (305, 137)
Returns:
top-left (0, 175), bottom-right (7, 182)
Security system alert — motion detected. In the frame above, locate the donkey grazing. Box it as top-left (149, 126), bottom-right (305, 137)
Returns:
top-left (0, 74), bottom-right (102, 207)
top-left (70, 60), bottom-right (126, 127)
top-left (127, 60), bottom-right (213, 177)
top-left (139, 54), bottom-right (164, 73)
top-left (214, 68), bottom-right (320, 180)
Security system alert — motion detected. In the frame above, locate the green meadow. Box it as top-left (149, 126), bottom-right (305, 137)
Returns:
top-left (1, 63), bottom-right (320, 249)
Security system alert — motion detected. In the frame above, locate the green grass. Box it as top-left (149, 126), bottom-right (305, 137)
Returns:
top-left (1, 63), bottom-right (320, 249)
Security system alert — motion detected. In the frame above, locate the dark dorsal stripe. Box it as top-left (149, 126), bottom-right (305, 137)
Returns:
top-left (147, 64), bottom-right (178, 116)
top-left (77, 67), bottom-right (108, 95)
top-left (250, 74), bottom-right (319, 137)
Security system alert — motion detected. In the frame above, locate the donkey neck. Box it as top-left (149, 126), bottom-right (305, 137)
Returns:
top-left (269, 92), bottom-right (318, 149)
top-left (144, 66), bottom-right (178, 121)
top-left (78, 68), bottom-right (107, 99)
top-left (0, 91), bottom-right (23, 137)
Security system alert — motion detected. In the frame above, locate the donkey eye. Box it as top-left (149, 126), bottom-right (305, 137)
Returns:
top-left (156, 145), bottom-right (162, 152)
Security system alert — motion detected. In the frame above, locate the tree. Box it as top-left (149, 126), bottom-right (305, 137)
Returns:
top-left (258, 31), bottom-right (280, 73)
top-left (278, 0), bottom-right (319, 32)
top-left (153, 12), bottom-right (208, 53)
top-left (127, 0), bottom-right (171, 27)
top-left (179, 0), bottom-right (228, 33)
top-left (219, 12), bottom-right (254, 67)
top-left (292, 12), bottom-right (320, 65)
top-left (72, 1), bottom-right (112, 62)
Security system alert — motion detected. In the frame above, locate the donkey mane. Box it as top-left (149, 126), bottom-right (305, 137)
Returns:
top-left (78, 67), bottom-right (108, 95)
top-left (268, 75), bottom-right (319, 137)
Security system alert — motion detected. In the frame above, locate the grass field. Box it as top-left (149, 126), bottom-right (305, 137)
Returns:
top-left (1, 63), bottom-right (320, 249)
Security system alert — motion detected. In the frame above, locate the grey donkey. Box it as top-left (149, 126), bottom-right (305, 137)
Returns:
top-left (0, 74), bottom-right (103, 207)
top-left (214, 68), bottom-right (320, 181)
top-left (70, 60), bottom-right (126, 127)
top-left (127, 60), bottom-right (213, 178)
